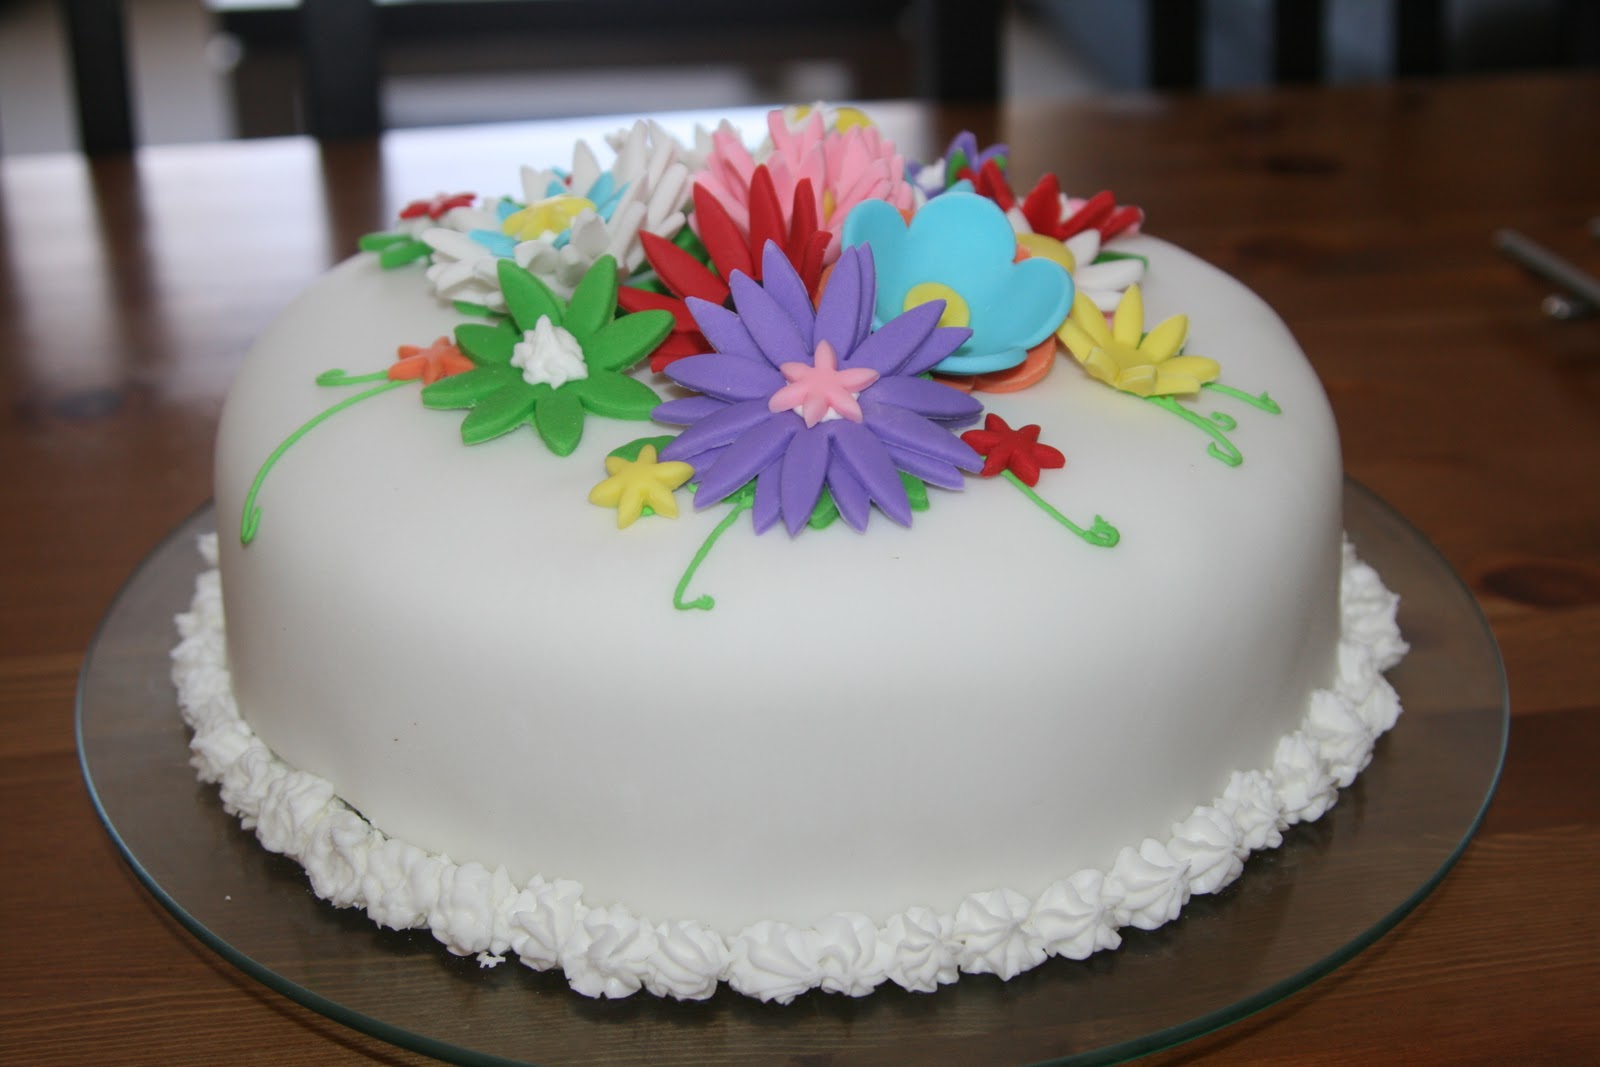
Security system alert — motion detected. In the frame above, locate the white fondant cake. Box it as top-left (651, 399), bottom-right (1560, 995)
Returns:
top-left (173, 113), bottom-right (1405, 1003)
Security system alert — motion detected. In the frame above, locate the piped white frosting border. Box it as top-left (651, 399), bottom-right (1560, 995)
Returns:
top-left (172, 534), bottom-right (1406, 1004)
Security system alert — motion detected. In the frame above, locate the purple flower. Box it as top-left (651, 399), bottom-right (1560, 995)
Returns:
top-left (909, 131), bottom-right (1009, 198)
top-left (654, 242), bottom-right (984, 535)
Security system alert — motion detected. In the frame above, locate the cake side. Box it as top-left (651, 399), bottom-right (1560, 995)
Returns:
top-left (175, 534), bottom-right (1403, 1001)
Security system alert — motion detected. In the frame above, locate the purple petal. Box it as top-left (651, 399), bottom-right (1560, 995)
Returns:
top-left (759, 241), bottom-right (816, 340)
top-left (692, 411), bottom-right (802, 506)
top-left (685, 443), bottom-right (727, 474)
top-left (687, 298), bottom-right (764, 364)
top-left (665, 353), bottom-right (784, 402)
top-left (859, 399), bottom-right (984, 471)
top-left (854, 246), bottom-right (877, 347)
top-left (660, 398), bottom-right (775, 463)
top-left (885, 445), bottom-right (966, 489)
top-left (752, 463), bottom-right (783, 533)
top-left (900, 324), bottom-right (973, 377)
top-left (860, 376), bottom-right (983, 422)
top-left (841, 300), bottom-right (943, 375)
top-left (652, 394), bottom-right (727, 426)
top-left (826, 420), bottom-right (912, 527)
top-left (779, 428), bottom-right (830, 537)
top-left (729, 270), bottom-right (810, 368)
top-left (811, 246), bottom-right (860, 357)
top-left (825, 461), bottom-right (871, 531)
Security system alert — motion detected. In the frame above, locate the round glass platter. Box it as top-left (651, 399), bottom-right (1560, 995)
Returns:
top-left (79, 480), bottom-right (1507, 1067)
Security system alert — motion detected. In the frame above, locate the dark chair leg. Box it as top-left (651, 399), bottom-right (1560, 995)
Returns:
top-left (914, 0), bottom-right (1002, 102)
top-left (1273, 0), bottom-right (1324, 83)
top-left (59, 0), bottom-right (135, 155)
top-left (300, 0), bottom-right (383, 140)
top-left (1149, 0), bottom-right (1202, 90)
top-left (1395, 0), bottom-right (1446, 77)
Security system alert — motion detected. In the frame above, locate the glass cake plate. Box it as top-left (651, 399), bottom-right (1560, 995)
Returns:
top-left (78, 480), bottom-right (1507, 1066)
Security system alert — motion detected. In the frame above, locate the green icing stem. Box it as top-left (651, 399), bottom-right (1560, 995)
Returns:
top-left (240, 379), bottom-right (408, 545)
top-left (673, 494), bottom-right (752, 611)
top-left (1203, 381), bottom-right (1282, 414)
top-left (316, 368), bottom-right (391, 386)
top-left (1148, 394), bottom-right (1244, 467)
top-left (1000, 471), bottom-right (1120, 547)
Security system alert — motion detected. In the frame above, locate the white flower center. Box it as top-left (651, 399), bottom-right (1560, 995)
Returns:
top-left (511, 317), bottom-right (588, 389)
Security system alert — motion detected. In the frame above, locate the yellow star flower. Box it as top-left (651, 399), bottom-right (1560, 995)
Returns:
top-left (502, 195), bottom-right (595, 241)
top-left (1056, 286), bottom-right (1221, 398)
top-left (588, 444), bottom-right (695, 528)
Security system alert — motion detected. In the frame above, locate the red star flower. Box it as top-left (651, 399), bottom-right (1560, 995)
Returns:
top-left (398, 192), bottom-right (476, 221)
top-left (388, 336), bottom-right (474, 384)
top-left (959, 159), bottom-right (1143, 243)
top-left (617, 165), bottom-right (830, 373)
top-left (960, 413), bottom-right (1066, 487)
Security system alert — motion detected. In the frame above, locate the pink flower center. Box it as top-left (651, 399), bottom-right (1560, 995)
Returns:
top-left (768, 339), bottom-right (879, 428)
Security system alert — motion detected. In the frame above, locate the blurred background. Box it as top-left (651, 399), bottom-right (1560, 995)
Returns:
top-left (0, 0), bottom-right (1594, 156)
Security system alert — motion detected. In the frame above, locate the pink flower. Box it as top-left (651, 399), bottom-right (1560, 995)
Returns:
top-left (695, 110), bottom-right (916, 261)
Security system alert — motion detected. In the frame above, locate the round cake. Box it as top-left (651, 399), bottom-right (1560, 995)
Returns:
top-left (173, 109), bottom-right (1405, 1003)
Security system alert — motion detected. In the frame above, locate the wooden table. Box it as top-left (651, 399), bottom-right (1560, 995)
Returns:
top-left (3, 73), bottom-right (1597, 1065)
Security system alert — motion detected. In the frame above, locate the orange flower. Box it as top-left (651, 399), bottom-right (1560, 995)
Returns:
top-left (388, 337), bottom-right (474, 385)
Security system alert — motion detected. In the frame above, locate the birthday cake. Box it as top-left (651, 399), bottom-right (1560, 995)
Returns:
top-left (172, 106), bottom-right (1406, 1003)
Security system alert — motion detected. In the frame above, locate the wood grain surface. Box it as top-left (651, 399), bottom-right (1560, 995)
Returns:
top-left (2, 74), bottom-right (1597, 1065)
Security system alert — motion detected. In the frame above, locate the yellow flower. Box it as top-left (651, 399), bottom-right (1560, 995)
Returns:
top-left (1056, 286), bottom-right (1220, 398)
top-left (588, 444), bottom-right (695, 528)
top-left (502, 195), bottom-right (595, 241)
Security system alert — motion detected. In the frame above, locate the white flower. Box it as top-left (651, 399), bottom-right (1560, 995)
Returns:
top-left (1064, 229), bottom-right (1146, 312)
top-left (512, 121), bottom-right (693, 297)
top-left (422, 228), bottom-right (508, 312)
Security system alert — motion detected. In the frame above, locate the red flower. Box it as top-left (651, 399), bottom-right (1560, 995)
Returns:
top-left (399, 192), bottom-right (476, 221)
top-left (960, 413), bottom-right (1066, 487)
top-left (960, 160), bottom-right (1143, 243)
top-left (960, 157), bottom-right (1019, 212)
top-left (388, 336), bottom-right (474, 384)
top-left (617, 165), bottom-right (830, 373)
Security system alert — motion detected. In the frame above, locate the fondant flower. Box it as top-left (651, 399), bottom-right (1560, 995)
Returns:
top-left (1057, 286), bottom-right (1220, 398)
top-left (956, 161), bottom-right (1145, 311)
top-left (418, 124), bottom-right (693, 310)
top-left (512, 120), bottom-right (692, 291)
top-left (909, 130), bottom-right (1008, 199)
top-left (653, 242), bottom-right (984, 535)
top-left (617, 165), bottom-right (829, 373)
top-left (388, 336), bottom-right (474, 384)
top-left (588, 442), bottom-right (695, 528)
top-left (400, 191), bottom-right (477, 223)
top-left (421, 199), bottom-right (522, 309)
top-left (1053, 188), bottom-right (1146, 243)
top-left (840, 191), bottom-right (1073, 376)
top-left (1014, 229), bottom-right (1144, 315)
top-left (360, 191), bottom-right (483, 269)
top-left (968, 160), bottom-right (1144, 243)
top-left (695, 108), bottom-right (916, 260)
top-left (960, 414), bottom-right (1066, 487)
top-left (421, 255), bottom-right (673, 455)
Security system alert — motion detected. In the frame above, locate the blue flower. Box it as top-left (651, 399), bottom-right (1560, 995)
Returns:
top-left (840, 191), bottom-right (1073, 376)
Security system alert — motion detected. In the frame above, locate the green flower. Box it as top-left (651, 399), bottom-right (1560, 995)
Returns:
top-left (422, 255), bottom-right (673, 455)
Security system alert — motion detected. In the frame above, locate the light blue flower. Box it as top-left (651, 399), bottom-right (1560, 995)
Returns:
top-left (841, 191), bottom-right (1073, 376)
